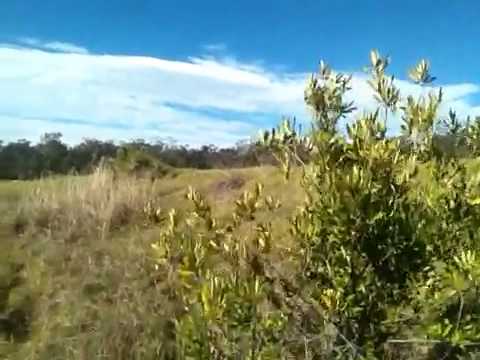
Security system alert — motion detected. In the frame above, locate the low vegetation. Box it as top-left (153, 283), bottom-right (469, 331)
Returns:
top-left (2, 50), bottom-right (480, 359)
top-left (0, 165), bottom-right (302, 359)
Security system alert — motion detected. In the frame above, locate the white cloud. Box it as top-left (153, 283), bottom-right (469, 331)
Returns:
top-left (0, 45), bottom-right (305, 146)
top-left (0, 40), bottom-right (479, 147)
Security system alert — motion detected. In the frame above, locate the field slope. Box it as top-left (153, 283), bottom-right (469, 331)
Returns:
top-left (0, 166), bottom-right (302, 359)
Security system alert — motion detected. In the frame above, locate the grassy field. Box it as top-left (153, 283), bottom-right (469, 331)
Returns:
top-left (0, 166), bottom-right (304, 360)
top-left (3, 161), bottom-right (480, 359)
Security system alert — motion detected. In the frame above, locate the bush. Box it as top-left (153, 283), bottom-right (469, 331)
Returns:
top-left (110, 146), bottom-right (174, 180)
top-left (147, 51), bottom-right (480, 359)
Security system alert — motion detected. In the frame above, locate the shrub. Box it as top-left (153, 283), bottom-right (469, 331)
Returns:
top-left (148, 51), bottom-right (480, 359)
top-left (110, 146), bottom-right (174, 180)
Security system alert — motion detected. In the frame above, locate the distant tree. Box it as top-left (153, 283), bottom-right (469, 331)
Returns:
top-left (36, 133), bottom-right (68, 174)
top-left (0, 139), bottom-right (43, 179)
top-left (66, 138), bottom-right (117, 173)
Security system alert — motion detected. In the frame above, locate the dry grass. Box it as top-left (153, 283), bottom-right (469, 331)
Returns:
top-left (15, 167), bottom-right (159, 242)
top-left (13, 166), bottom-right (303, 238)
top-left (1, 169), bottom-right (175, 359)
top-left (0, 165), bottom-right (304, 359)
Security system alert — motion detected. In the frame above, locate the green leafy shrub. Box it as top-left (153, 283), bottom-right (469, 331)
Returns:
top-left (149, 50), bottom-right (480, 359)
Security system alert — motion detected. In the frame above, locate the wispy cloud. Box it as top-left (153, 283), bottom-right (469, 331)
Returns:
top-left (0, 44), bottom-right (304, 146)
top-left (0, 40), bottom-right (479, 146)
top-left (202, 42), bottom-right (228, 53)
top-left (16, 37), bottom-right (89, 54)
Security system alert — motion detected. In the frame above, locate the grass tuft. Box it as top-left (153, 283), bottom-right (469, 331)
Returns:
top-left (16, 167), bottom-right (158, 241)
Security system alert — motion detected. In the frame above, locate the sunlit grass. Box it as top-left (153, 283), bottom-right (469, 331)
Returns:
top-left (0, 165), bottom-right (304, 359)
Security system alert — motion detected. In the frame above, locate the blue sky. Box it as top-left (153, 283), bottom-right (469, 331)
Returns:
top-left (1, 0), bottom-right (480, 146)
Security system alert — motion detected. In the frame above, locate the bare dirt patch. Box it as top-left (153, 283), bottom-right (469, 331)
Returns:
top-left (211, 176), bottom-right (246, 198)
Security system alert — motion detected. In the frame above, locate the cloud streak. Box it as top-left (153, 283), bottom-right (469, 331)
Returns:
top-left (202, 43), bottom-right (228, 53)
top-left (0, 39), bottom-right (479, 146)
top-left (16, 37), bottom-right (89, 54)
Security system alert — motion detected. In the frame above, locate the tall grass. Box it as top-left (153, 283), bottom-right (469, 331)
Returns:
top-left (16, 167), bottom-right (158, 241)
top-left (3, 168), bottom-right (177, 359)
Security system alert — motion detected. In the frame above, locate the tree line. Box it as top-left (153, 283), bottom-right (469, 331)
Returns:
top-left (0, 118), bottom-right (476, 180)
top-left (0, 133), bottom-right (277, 180)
